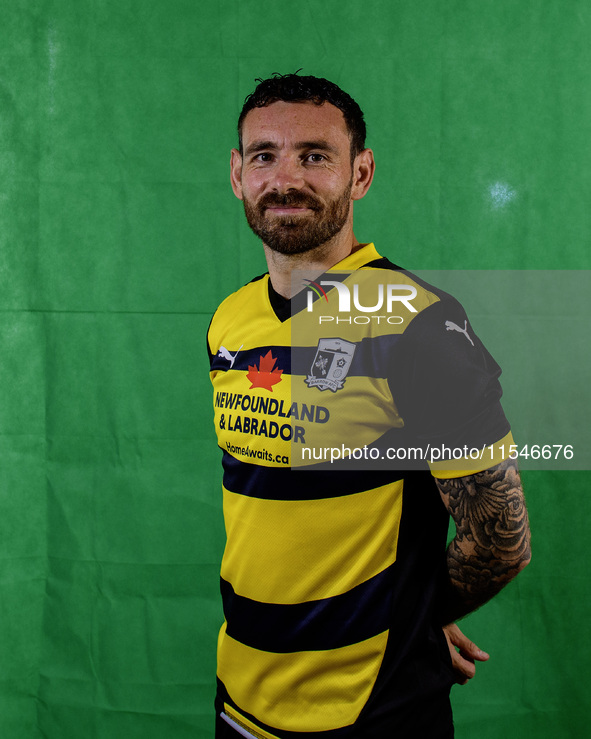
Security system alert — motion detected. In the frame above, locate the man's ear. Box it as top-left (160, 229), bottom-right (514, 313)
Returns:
top-left (230, 148), bottom-right (244, 200)
top-left (351, 148), bottom-right (375, 201)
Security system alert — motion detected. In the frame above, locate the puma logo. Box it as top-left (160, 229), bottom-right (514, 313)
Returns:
top-left (445, 320), bottom-right (474, 346)
top-left (218, 345), bottom-right (243, 368)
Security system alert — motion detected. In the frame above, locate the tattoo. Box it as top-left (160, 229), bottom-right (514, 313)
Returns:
top-left (436, 458), bottom-right (531, 616)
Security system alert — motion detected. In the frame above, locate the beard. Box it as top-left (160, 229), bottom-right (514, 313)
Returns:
top-left (242, 181), bottom-right (353, 255)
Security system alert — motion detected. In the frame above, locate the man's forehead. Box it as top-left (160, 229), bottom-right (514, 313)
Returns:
top-left (241, 100), bottom-right (350, 146)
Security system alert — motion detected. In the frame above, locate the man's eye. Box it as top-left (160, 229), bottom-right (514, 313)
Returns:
top-left (255, 153), bottom-right (273, 162)
top-left (306, 153), bottom-right (325, 163)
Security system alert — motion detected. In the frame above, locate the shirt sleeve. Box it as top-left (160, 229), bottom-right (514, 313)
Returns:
top-left (387, 295), bottom-right (511, 476)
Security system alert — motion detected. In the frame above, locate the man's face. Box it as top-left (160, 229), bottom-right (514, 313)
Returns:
top-left (232, 101), bottom-right (355, 255)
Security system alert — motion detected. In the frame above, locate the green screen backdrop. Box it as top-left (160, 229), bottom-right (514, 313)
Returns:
top-left (1, 1), bottom-right (589, 737)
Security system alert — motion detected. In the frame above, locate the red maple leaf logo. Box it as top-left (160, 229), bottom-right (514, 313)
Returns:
top-left (247, 350), bottom-right (283, 392)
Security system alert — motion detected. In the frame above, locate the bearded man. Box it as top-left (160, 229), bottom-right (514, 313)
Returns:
top-left (207, 73), bottom-right (531, 739)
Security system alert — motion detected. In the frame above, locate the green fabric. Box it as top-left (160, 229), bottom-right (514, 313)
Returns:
top-left (0, 1), bottom-right (589, 737)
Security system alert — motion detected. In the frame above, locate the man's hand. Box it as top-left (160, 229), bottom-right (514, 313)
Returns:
top-left (443, 622), bottom-right (489, 685)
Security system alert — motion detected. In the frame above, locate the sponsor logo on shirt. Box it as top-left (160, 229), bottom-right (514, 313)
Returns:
top-left (217, 344), bottom-right (243, 368)
top-left (445, 320), bottom-right (474, 346)
top-left (247, 350), bottom-right (283, 391)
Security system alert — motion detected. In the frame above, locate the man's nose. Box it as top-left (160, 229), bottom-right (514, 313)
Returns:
top-left (270, 156), bottom-right (305, 192)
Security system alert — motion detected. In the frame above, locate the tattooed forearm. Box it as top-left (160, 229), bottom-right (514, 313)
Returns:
top-left (436, 458), bottom-right (531, 623)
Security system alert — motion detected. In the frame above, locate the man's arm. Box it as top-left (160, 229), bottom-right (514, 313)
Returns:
top-left (435, 457), bottom-right (531, 625)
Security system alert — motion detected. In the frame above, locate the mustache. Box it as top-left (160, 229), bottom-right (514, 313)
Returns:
top-left (258, 192), bottom-right (321, 211)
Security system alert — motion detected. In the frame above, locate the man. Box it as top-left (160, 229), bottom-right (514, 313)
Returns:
top-left (207, 73), bottom-right (531, 739)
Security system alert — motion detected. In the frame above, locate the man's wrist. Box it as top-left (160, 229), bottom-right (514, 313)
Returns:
top-left (434, 559), bottom-right (474, 625)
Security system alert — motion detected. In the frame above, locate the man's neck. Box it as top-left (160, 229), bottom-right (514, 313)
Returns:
top-left (264, 231), bottom-right (363, 299)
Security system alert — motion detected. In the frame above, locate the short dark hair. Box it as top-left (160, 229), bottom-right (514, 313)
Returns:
top-left (237, 73), bottom-right (367, 161)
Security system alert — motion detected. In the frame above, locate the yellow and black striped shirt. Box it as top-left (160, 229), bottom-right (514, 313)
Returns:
top-left (208, 244), bottom-right (511, 738)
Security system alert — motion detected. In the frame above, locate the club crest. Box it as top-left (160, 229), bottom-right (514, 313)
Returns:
top-left (305, 338), bottom-right (356, 392)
